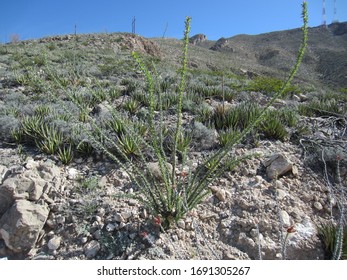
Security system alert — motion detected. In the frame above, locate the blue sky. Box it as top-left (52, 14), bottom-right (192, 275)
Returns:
top-left (1, 0), bottom-right (346, 43)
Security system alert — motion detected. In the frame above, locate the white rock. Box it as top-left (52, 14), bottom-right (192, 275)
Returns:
top-left (105, 223), bottom-right (117, 232)
top-left (67, 168), bottom-right (80, 180)
top-left (114, 213), bottom-right (125, 223)
top-left (25, 159), bottom-right (39, 170)
top-left (276, 189), bottom-right (288, 200)
top-left (147, 162), bottom-right (173, 182)
top-left (177, 220), bottom-right (186, 229)
top-left (313, 201), bottom-right (323, 210)
top-left (47, 236), bottom-right (61, 251)
top-left (264, 154), bottom-right (292, 179)
top-left (279, 210), bottom-right (291, 227)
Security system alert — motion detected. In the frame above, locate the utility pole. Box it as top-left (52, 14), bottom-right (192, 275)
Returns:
top-left (132, 16), bottom-right (136, 34)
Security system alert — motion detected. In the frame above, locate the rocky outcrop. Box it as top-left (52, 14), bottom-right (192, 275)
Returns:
top-left (210, 37), bottom-right (232, 52)
top-left (0, 158), bottom-right (61, 255)
top-left (189, 34), bottom-right (207, 45)
top-left (0, 200), bottom-right (49, 252)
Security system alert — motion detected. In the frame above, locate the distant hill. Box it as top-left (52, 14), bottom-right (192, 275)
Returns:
top-left (154, 21), bottom-right (347, 89)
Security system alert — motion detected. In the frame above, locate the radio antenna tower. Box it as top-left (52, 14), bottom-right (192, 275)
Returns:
top-left (333, 0), bottom-right (339, 23)
top-left (322, 0), bottom-right (327, 26)
top-left (132, 16), bottom-right (136, 34)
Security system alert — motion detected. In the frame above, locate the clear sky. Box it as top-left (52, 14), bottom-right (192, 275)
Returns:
top-left (1, 0), bottom-right (346, 43)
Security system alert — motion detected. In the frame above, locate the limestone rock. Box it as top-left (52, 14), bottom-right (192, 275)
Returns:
top-left (210, 186), bottom-right (227, 202)
top-left (147, 162), bottom-right (173, 182)
top-left (0, 200), bottom-right (49, 253)
top-left (264, 154), bottom-right (293, 179)
top-left (279, 210), bottom-right (291, 227)
top-left (47, 236), bottom-right (61, 251)
top-left (84, 240), bottom-right (100, 259)
top-left (189, 34), bottom-right (207, 45)
top-left (0, 165), bottom-right (10, 184)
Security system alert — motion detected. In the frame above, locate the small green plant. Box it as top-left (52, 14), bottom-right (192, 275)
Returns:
top-left (105, 117), bottom-right (126, 135)
top-left (218, 129), bottom-right (241, 147)
top-left (317, 222), bottom-right (347, 260)
top-left (34, 105), bottom-right (51, 117)
top-left (117, 133), bottom-right (141, 158)
top-left (58, 144), bottom-right (74, 165)
top-left (79, 176), bottom-right (99, 192)
top-left (10, 128), bottom-right (24, 143)
top-left (123, 99), bottom-right (141, 115)
top-left (260, 113), bottom-right (288, 141)
top-left (34, 124), bottom-right (64, 155)
top-left (76, 140), bottom-right (94, 157)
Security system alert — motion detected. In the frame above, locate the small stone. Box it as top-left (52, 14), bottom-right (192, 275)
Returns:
top-left (210, 186), bottom-right (226, 202)
top-left (114, 213), bottom-right (125, 223)
top-left (84, 240), bottom-right (100, 259)
top-left (177, 220), bottom-right (185, 229)
top-left (140, 208), bottom-right (148, 219)
top-left (121, 211), bottom-right (132, 221)
top-left (280, 210), bottom-right (291, 227)
top-left (81, 237), bottom-right (88, 244)
top-left (106, 223), bottom-right (117, 232)
top-left (264, 154), bottom-right (292, 179)
top-left (118, 222), bottom-right (126, 229)
top-left (291, 165), bottom-right (299, 177)
top-left (24, 159), bottom-right (39, 170)
top-left (67, 168), bottom-right (80, 180)
top-left (0, 167), bottom-right (10, 185)
top-left (147, 162), bottom-right (173, 182)
top-left (276, 189), bottom-right (288, 200)
top-left (98, 176), bottom-right (108, 188)
top-left (313, 201), bottom-right (323, 210)
top-left (92, 230), bottom-right (102, 240)
top-left (47, 236), bottom-right (61, 251)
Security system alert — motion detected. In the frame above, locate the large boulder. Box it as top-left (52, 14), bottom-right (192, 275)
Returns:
top-left (0, 200), bottom-right (49, 253)
top-left (0, 171), bottom-right (46, 215)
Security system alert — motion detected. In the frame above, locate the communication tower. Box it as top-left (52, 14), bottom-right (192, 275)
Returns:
top-left (333, 0), bottom-right (339, 23)
top-left (322, 0), bottom-right (327, 26)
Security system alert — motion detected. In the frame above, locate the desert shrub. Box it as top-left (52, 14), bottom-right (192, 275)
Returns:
top-left (247, 76), bottom-right (300, 97)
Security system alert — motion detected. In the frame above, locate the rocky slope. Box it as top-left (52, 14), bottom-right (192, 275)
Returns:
top-left (187, 21), bottom-right (347, 89)
top-left (0, 23), bottom-right (346, 260)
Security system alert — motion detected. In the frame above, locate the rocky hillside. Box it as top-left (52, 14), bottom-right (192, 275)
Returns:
top-left (0, 22), bottom-right (346, 260)
top-left (184, 21), bottom-right (347, 89)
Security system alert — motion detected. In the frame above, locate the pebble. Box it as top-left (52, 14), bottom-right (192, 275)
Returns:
top-left (47, 236), bottom-right (61, 251)
top-left (81, 237), bottom-right (88, 244)
top-left (276, 189), bottom-right (288, 200)
top-left (92, 230), bottom-right (102, 240)
top-left (84, 240), bottom-right (100, 259)
top-left (121, 211), bottom-right (132, 221)
top-left (67, 168), bottom-right (80, 180)
top-left (313, 201), bottom-right (323, 211)
top-left (177, 220), bottom-right (186, 229)
top-left (105, 223), bottom-right (117, 232)
top-left (114, 213), bottom-right (125, 223)
top-left (279, 210), bottom-right (291, 227)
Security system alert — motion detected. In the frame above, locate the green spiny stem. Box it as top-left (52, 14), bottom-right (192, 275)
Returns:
top-left (171, 16), bottom-right (191, 186)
